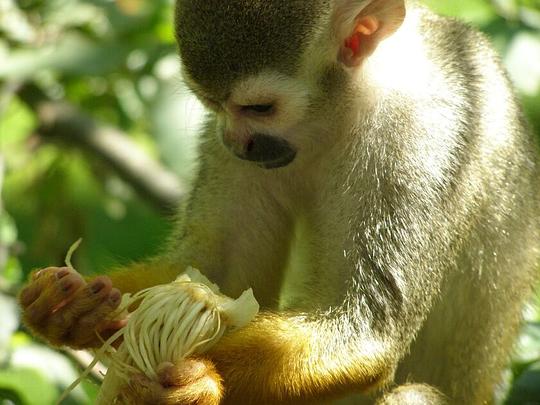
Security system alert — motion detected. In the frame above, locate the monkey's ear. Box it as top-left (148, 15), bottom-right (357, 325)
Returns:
top-left (333, 0), bottom-right (405, 67)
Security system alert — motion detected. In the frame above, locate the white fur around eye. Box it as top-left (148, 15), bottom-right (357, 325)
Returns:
top-left (230, 71), bottom-right (310, 131)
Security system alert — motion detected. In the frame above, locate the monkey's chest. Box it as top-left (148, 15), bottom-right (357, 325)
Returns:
top-left (278, 216), bottom-right (350, 311)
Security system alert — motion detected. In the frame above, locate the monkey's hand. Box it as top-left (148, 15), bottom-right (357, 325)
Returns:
top-left (19, 267), bottom-right (124, 349)
top-left (119, 359), bottom-right (223, 405)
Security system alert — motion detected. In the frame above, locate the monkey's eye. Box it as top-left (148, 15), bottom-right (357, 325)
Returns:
top-left (240, 104), bottom-right (275, 116)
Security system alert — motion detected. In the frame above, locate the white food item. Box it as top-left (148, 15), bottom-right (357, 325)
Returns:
top-left (59, 268), bottom-right (259, 405)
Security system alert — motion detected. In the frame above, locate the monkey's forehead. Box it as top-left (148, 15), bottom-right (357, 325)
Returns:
top-left (174, 0), bottom-right (331, 99)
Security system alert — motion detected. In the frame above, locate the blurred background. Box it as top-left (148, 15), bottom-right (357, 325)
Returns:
top-left (0, 0), bottom-right (539, 404)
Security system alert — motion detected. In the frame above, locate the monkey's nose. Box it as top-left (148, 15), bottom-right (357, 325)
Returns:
top-left (234, 133), bottom-right (296, 169)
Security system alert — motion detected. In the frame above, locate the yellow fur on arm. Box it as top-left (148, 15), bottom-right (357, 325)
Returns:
top-left (207, 313), bottom-right (392, 404)
top-left (107, 260), bottom-right (183, 294)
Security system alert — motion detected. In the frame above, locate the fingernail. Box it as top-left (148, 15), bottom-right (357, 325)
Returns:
top-left (90, 280), bottom-right (105, 294)
top-left (60, 279), bottom-right (74, 292)
top-left (56, 269), bottom-right (70, 279)
top-left (109, 291), bottom-right (121, 304)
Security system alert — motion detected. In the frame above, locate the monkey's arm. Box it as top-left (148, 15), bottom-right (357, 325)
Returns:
top-left (18, 259), bottom-right (187, 349)
top-left (19, 132), bottom-right (293, 349)
top-left (208, 313), bottom-right (393, 404)
top-left (205, 154), bottom-right (456, 403)
top-left (207, 232), bottom-right (449, 403)
top-left (106, 261), bottom-right (181, 294)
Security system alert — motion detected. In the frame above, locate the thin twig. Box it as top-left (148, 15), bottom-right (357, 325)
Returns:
top-left (63, 348), bottom-right (107, 383)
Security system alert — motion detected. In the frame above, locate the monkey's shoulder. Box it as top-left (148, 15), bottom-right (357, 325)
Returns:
top-left (413, 6), bottom-right (497, 64)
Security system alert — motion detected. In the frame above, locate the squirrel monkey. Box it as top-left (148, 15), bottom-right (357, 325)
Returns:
top-left (19, 0), bottom-right (540, 404)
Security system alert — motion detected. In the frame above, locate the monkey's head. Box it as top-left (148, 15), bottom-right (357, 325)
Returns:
top-left (175, 0), bottom-right (405, 169)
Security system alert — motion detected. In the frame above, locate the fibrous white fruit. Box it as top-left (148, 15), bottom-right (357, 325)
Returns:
top-left (60, 267), bottom-right (259, 404)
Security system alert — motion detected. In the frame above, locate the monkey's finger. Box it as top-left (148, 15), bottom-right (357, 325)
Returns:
top-left (24, 273), bottom-right (84, 326)
top-left (157, 359), bottom-right (210, 387)
top-left (159, 373), bottom-right (222, 405)
top-left (98, 315), bottom-right (127, 333)
top-left (46, 286), bottom-right (121, 345)
top-left (31, 267), bottom-right (54, 281)
top-left (121, 374), bottom-right (162, 404)
top-left (157, 359), bottom-right (222, 405)
top-left (64, 285), bottom-right (123, 348)
top-left (60, 276), bottom-right (113, 317)
top-left (19, 267), bottom-right (73, 308)
top-left (122, 365), bottom-right (222, 405)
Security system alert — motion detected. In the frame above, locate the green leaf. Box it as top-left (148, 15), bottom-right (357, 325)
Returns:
top-left (422, 0), bottom-right (498, 25)
top-left (505, 361), bottom-right (540, 405)
top-left (512, 322), bottom-right (540, 371)
top-left (0, 294), bottom-right (18, 364)
top-left (504, 31), bottom-right (540, 96)
top-left (10, 343), bottom-right (94, 404)
top-left (0, 368), bottom-right (57, 405)
top-left (0, 212), bottom-right (18, 246)
top-left (0, 33), bottom-right (131, 80)
top-left (2, 257), bottom-right (23, 286)
top-left (0, 98), bottom-right (35, 148)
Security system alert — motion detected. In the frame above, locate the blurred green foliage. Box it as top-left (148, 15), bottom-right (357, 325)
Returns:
top-left (0, 0), bottom-right (539, 404)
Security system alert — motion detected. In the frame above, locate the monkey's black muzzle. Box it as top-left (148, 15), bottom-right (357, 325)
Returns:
top-left (233, 133), bottom-right (296, 169)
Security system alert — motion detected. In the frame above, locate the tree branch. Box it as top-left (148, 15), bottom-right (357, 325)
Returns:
top-left (17, 83), bottom-right (186, 215)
